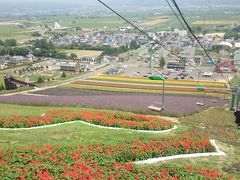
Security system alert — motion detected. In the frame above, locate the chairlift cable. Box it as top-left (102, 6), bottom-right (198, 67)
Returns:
top-left (170, 0), bottom-right (232, 87)
top-left (97, 0), bottom-right (215, 78)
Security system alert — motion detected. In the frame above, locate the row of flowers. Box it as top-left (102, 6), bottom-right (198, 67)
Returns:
top-left (0, 109), bottom-right (174, 130)
top-left (89, 75), bottom-right (228, 88)
top-left (0, 133), bottom-right (232, 179)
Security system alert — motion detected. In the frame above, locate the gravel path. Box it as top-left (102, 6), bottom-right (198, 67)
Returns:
top-left (0, 88), bottom-right (229, 115)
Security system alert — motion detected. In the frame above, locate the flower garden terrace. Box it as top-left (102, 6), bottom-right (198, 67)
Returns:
top-left (0, 133), bottom-right (232, 179)
top-left (0, 103), bottom-right (239, 179)
top-left (0, 109), bottom-right (174, 130)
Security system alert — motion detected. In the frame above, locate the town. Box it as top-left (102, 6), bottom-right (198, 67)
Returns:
top-left (0, 0), bottom-right (239, 179)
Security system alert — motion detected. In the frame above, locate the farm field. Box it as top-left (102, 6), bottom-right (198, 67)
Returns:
top-left (140, 16), bottom-right (170, 26)
top-left (61, 83), bottom-right (231, 98)
top-left (89, 75), bottom-right (228, 88)
top-left (61, 50), bottom-right (103, 58)
top-left (192, 20), bottom-right (239, 25)
top-left (0, 103), bottom-right (239, 179)
top-left (0, 88), bottom-right (226, 116)
top-left (70, 80), bottom-right (231, 95)
top-left (0, 25), bottom-right (33, 40)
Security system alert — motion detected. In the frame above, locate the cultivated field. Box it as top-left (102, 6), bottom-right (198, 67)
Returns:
top-left (140, 16), bottom-right (170, 26)
top-left (62, 50), bottom-right (103, 58)
top-left (89, 75), bottom-right (228, 88)
top-left (192, 20), bottom-right (239, 25)
top-left (0, 88), bottom-right (226, 116)
top-left (70, 80), bottom-right (231, 95)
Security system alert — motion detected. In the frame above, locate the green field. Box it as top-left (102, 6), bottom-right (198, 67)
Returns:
top-left (0, 8), bottom-right (239, 41)
top-left (0, 25), bottom-right (33, 40)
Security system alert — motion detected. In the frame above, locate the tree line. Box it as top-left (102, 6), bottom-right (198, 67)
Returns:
top-left (0, 38), bottom-right (141, 59)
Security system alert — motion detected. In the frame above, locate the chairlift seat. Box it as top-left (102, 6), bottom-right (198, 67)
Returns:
top-left (211, 99), bottom-right (218, 103)
top-left (148, 105), bottom-right (163, 112)
top-left (196, 102), bottom-right (205, 106)
top-left (148, 102), bottom-right (163, 112)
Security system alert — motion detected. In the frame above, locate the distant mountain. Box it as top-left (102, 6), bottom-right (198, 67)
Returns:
top-left (106, 0), bottom-right (240, 8)
top-left (0, 0), bottom-right (240, 13)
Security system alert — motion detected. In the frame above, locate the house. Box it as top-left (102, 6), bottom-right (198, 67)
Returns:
top-left (166, 59), bottom-right (186, 70)
top-left (79, 57), bottom-right (101, 64)
top-left (180, 47), bottom-right (196, 63)
top-left (194, 55), bottom-right (204, 64)
top-left (215, 61), bottom-right (237, 73)
top-left (0, 59), bottom-right (7, 69)
top-left (60, 62), bottom-right (80, 72)
top-left (218, 42), bottom-right (233, 51)
top-left (8, 56), bottom-right (24, 65)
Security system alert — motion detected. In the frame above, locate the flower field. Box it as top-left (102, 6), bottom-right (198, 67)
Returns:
top-left (89, 75), bottom-right (228, 88)
top-left (0, 133), bottom-right (231, 179)
top-left (71, 80), bottom-right (231, 94)
top-left (0, 109), bottom-right (174, 130)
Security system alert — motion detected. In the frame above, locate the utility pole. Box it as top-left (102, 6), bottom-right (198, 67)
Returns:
top-left (149, 42), bottom-right (156, 74)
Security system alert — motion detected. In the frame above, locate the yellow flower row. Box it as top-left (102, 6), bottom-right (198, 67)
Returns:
top-left (90, 75), bottom-right (227, 88)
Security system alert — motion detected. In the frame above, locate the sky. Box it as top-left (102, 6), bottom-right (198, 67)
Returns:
top-left (1, 0), bottom-right (240, 5)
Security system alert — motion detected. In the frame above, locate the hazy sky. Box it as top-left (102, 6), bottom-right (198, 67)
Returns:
top-left (1, 0), bottom-right (239, 5)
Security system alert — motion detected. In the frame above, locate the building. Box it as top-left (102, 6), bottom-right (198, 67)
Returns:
top-left (0, 59), bottom-right (7, 69)
top-left (215, 61), bottom-right (237, 73)
top-left (78, 57), bottom-right (101, 64)
top-left (180, 47), bottom-right (196, 64)
top-left (60, 62), bottom-right (80, 72)
top-left (8, 56), bottom-right (24, 65)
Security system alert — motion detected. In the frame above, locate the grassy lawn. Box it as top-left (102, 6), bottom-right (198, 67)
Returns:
top-left (180, 106), bottom-right (240, 176)
top-left (0, 103), bottom-right (179, 150)
top-left (0, 121), bottom-right (171, 150)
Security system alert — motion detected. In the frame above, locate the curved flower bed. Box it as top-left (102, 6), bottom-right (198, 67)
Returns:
top-left (0, 133), bottom-right (231, 179)
top-left (0, 110), bottom-right (174, 131)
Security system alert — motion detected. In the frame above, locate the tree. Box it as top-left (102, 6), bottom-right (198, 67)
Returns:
top-left (69, 53), bottom-right (77, 59)
top-left (0, 40), bottom-right (4, 46)
top-left (130, 40), bottom-right (140, 49)
top-left (55, 52), bottom-right (67, 59)
top-left (4, 39), bottom-right (17, 46)
top-left (159, 57), bottom-right (166, 68)
top-left (32, 31), bottom-right (41, 37)
top-left (224, 31), bottom-right (240, 40)
top-left (211, 45), bottom-right (224, 53)
top-left (10, 47), bottom-right (29, 56)
top-left (61, 71), bottom-right (67, 78)
top-left (0, 83), bottom-right (5, 91)
top-left (33, 39), bottom-right (53, 50)
top-left (37, 77), bottom-right (44, 83)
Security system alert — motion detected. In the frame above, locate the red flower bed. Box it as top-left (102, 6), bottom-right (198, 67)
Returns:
top-left (0, 133), bottom-right (231, 179)
top-left (0, 110), bottom-right (174, 131)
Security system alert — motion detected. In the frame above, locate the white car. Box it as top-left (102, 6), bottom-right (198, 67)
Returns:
top-left (202, 72), bottom-right (213, 77)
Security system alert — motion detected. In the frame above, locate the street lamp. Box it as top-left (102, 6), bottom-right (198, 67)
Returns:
top-left (148, 42), bottom-right (157, 74)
